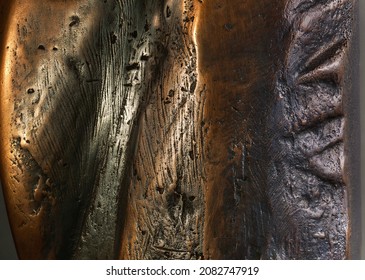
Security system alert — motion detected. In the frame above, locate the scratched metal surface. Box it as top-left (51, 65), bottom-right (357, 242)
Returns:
top-left (0, 0), bottom-right (360, 259)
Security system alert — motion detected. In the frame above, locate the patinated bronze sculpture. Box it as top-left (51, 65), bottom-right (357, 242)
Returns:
top-left (0, 0), bottom-right (360, 259)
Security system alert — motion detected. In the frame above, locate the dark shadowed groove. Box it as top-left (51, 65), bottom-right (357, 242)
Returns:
top-left (345, 0), bottom-right (361, 259)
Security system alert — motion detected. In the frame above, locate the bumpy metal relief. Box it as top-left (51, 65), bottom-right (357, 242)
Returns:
top-left (267, 0), bottom-right (355, 259)
top-left (120, 0), bottom-right (205, 260)
top-left (1, 0), bottom-right (150, 259)
top-left (0, 0), bottom-right (359, 259)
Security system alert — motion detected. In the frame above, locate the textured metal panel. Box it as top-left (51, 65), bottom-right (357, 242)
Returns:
top-left (0, 0), bottom-right (359, 259)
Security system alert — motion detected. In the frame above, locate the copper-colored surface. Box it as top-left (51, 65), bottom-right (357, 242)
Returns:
top-left (0, 0), bottom-right (360, 259)
top-left (198, 0), bottom-right (288, 259)
top-left (0, 0), bottom-right (122, 259)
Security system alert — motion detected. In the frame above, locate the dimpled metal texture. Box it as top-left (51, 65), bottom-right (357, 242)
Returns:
top-left (0, 0), bottom-right (360, 259)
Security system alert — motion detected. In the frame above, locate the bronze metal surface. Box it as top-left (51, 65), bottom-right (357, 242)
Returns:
top-left (0, 0), bottom-right (360, 259)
